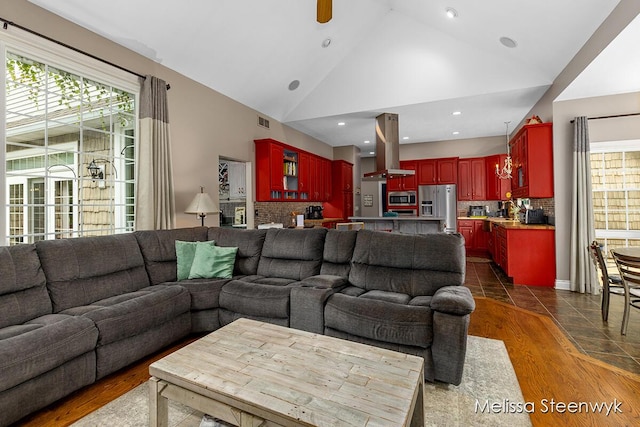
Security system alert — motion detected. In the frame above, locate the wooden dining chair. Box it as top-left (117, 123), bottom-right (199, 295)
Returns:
top-left (609, 248), bottom-right (640, 335)
top-left (589, 241), bottom-right (624, 322)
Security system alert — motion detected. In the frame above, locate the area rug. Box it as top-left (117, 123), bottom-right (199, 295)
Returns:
top-left (72, 336), bottom-right (530, 427)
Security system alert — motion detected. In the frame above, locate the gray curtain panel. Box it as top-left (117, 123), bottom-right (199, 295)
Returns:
top-left (136, 76), bottom-right (176, 230)
top-left (570, 116), bottom-right (598, 294)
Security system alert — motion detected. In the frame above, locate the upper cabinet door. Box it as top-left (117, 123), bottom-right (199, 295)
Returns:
top-left (418, 160), bottom-right (437, 185)
top-left (437, 158), bottom-right (458, 184)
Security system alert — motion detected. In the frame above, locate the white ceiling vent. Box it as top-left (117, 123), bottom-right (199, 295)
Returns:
top-left (257, 116), bottom-right (270, 129)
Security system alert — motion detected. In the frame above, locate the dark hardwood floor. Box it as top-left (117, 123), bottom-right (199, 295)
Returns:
top-left (465, 258), bottom-right (640, 375)
top-left (15, 259), bottom-right (640, 426)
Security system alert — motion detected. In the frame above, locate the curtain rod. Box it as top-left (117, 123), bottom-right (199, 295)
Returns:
top-left (0, 17), bottom-right (170, 90)
top-left (570, 112), bottom-right (640, 123)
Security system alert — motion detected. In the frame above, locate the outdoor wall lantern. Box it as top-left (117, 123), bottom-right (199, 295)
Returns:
top-left (87, 160), bottom-right (104, 180)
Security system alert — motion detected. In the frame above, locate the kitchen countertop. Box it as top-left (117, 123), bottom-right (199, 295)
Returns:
top-left (481, 217), bottom-right (555, 230)
top-left (303, 217), bottom-right (343, 226)
top-left (348, 216), bottom-right (445, 221)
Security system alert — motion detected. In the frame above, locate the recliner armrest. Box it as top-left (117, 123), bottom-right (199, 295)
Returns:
top-left (431, 286), bottom-right (475, 315)
top-left (298, 274), bottom-right (348, 289)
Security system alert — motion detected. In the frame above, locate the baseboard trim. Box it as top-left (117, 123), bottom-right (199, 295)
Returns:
top-left (555, 279), bottom-right (571, 290)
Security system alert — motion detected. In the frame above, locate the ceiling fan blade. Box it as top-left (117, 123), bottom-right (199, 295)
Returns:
top-left (317, 0), bottom-right (332, 23)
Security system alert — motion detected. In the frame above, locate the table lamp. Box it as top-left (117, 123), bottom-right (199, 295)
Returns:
top-left (185, 186), bottom-right (219, 226)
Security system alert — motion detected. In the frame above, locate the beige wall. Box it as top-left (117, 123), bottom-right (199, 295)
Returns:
top-left (2, 0), bottom-right (333, 228)
top-left (400, 136), bottom-right (506, 160)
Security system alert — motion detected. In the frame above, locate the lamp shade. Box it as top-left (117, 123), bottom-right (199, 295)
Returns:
top-left (185, 187), bottom-right (218, 215)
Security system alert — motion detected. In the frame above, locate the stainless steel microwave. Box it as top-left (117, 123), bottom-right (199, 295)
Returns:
top-left (388, 191), bottom-right (417, 206)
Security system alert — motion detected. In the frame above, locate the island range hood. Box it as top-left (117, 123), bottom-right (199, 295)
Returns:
top-left (363, 112), bottom-right (415, 181)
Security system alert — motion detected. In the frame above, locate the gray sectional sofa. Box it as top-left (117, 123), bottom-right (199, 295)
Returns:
top-left (0, 226), bottom-right (474, 426)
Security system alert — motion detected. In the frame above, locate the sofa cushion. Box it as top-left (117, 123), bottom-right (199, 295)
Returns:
top-left (208, 228), bottom-right (267, 276)
top-left (348, 230), bottom-right (465, 296)
top-left (219, 279), bottom-right (300, 319)
top-left (135, 227), bottom-right (209, 284)
top-left (162, 278), bottom-right (230, 310)
top-left (320, 229), bottom-right (358, 278)
top-left (36, 234), bottom-right (150, 312)
top-left (188, 244), bottom-right (238, 279)
top-left (360, 290), bottom-right (411, 305)
top-left (0, 244), bottom-right (51, 328)
top-left (175, 240), bottom-right (216, 280)
top-left (60, 285), bottom-right (190, 346)
top-left (257, 228), bottom-right (327, 280)
top-left (324, 293), bottom-right (432, 348)
top-left (0, 314), bottom-right (98, 393)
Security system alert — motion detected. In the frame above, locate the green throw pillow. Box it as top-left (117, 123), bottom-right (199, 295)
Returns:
top-left (175, 240), bottom-right (215, 281)
top-left (188, 244), bottom-right (238, 280)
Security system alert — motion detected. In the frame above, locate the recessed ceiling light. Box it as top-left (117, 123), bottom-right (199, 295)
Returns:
top-left (338, 122), bottom-right (346, 126)
top-left (364, 140), bottom-right (371, 144)
top-left (500, 37), bottom-right (518, 48)
top-left (445, 7), bottom-right (458, 18)
top-left (402, 136), bottom-right (409, 140)
top-left (288, 80), bottom-right (300, 91)
top-left (452, 111), bottom-right (462, 116)
top-left (452, 131), bottom-right (460, 135)
top-left (369, 151), bottom-right (375, 155)
top-left (322, 38), bottom-right (332, 48)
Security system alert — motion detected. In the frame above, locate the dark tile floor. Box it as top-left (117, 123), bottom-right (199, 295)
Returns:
top-left (465, 258), bottom-right (640, 375)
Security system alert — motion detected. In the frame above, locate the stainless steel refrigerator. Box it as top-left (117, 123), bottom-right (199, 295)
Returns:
top-left (418, 184), bottom-right (457, 233)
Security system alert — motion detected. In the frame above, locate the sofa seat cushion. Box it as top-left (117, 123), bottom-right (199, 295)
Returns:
top-left (0, 314), bottom-right (98, 393)
top-left (219, 279), bottom-right (301, 319)
top-left (324, 293), bottom-right (433, 348)
top-left (162, 277), bottom-right (234, 310)
top-left (409, 295), bottom-right (433, 307)
top-left (60, 285), bottom-right (190, 346)
top-left (340, 285), bottom-right (366, 297)
top-left (360, 290), bottom-right (411, 305)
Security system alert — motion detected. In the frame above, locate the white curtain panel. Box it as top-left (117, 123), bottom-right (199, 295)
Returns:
top-left (136, 76), bottom-right (176, 230)
top-left (570, 116), bottom-right (598, 294)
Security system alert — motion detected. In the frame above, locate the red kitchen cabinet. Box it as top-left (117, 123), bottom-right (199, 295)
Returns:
top-left (418, 158), bottom-right (458, 185)
top-left (437, 158), bottom-right (458, 184)
top-left (458, 219), bottom-right (489, 254)
top-left (485, 154), bottom-right (512, 200)
top-left (324, 160), bottom-right (353, 220)
top-left (492, 223), bottom-right (556, 286)
top-left (255, 139), bottom-right (285, 201)
top-left (255, 138), bottom-right (332, 202)
top-left (387, 160), bottom-right (417, 191)
top-left (509, 123), bottom-right (553, 198)
top-left (458, 220), bottom-right (474, 250)
top-left (298, 152), bottom-right (310, 200)
top-left (457, 158), bottom-right (486, 201)
top-left (322, 158), bottom-right (332, 201)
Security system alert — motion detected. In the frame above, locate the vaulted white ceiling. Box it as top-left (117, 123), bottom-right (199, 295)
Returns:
top-left (29, 0), bottom-right (634, 154)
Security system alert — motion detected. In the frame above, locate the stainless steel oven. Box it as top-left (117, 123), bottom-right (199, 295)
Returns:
top-left (388, 191), bottom-right (416, 206)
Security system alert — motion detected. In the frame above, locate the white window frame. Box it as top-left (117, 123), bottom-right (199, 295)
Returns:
top-left (1, 25), bottom-right (140, 244)
top-left (590, 139), bottom-right (640, 243)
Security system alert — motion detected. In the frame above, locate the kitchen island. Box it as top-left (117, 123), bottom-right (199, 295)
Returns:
top-left (484, 217), bottom-right (556, 287)
top-left (347, 216), bottom-right (445, 234)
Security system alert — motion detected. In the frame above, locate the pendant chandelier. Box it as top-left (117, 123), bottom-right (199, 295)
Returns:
top-left (496, 121), bottom-right (512, 180)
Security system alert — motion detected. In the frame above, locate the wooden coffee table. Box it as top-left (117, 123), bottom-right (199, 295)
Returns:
top-left (149, 318), bottom-right (424, 426)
